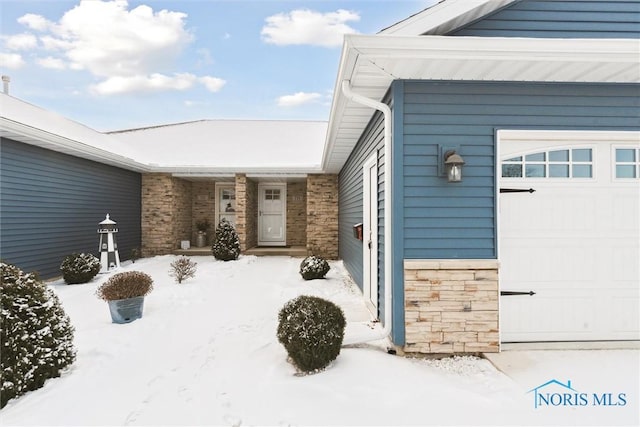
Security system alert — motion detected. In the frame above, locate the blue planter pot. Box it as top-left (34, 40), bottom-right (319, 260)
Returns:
top-left (107, 296), bottom-right (145, 323)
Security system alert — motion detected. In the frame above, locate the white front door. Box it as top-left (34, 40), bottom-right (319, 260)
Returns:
top-left (499, 130), bottom-right (640, 342)
top-left (258, 184), bottom-right (286, 246)
top-left (363, 155), bottom-right (379, 312)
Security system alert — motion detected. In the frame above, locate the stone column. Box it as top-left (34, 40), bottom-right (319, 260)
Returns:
top-left (306, 174), bottom-right (339, 259)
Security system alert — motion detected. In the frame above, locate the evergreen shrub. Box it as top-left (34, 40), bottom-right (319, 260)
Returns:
top-left (277, 295), bottom-right (346, 372)
top-left (212, 218), bottom-right (240, 261)
top-left (1, 262), bottom-right (76, 408)
top-left (299, 255), bottom-right (330, 280)
top-left (60, 252), bottom-right (101, 284)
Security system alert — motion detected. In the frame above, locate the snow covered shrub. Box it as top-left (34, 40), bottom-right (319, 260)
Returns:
top-left (211, 218), bottom-right (240, 261)
top-left (96, 271), bottom-right (153, 301)
top-left (277, 295), bottom-right (346, 373)
top-left (169, 256), bottom-right (197, 284)
top-left (1, 262), bottom-right (76, 409)
top-left (299, 255), bottom-right (330, 280)
top-left (60, 252), bottom-right (101, 284)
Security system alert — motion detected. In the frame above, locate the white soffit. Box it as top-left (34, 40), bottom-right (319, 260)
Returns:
top-left (380, 0), bottom-right (517, 36)
top-left (322, 35), bottom-right (640, 173)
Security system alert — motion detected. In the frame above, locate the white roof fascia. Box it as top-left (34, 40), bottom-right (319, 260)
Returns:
top-left (321, 34), bottom-right (640, 173)
top-left (0, 117), bottom-right (150, 172)
top-left (379, 0), bottom-right (517, 36)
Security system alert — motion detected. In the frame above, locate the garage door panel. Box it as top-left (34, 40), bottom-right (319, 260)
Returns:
top-left (499, 132), bottom-right (639, 342)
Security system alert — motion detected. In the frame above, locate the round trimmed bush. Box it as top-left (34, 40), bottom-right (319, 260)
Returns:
top-left (96, 271), bottom-right (154, 301)
top-left (60, 252), bottom-right (101, 284)
top-left (299, 255), bottom-right (330, 280)
top-left (277, 295), bottom-right (346, 372)
top-left (212, 218), bottom-right (240, 261)
top-left (1, 262), bottom-right (76, 408)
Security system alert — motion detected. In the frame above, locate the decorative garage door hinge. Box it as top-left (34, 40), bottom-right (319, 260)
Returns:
top-left (501, 290), bottom-right (537, 296)
top-left (499, 188), bottom-right (536, 193)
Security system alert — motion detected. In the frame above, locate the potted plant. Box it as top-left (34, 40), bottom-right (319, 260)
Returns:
top-left (95, 271), bottom-right (154, 323)
top-left (195, 219), bottom-right (210, 247)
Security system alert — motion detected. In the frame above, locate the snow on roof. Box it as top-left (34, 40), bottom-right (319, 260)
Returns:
top-left (1, 93), bottom-right (327, 173)
top-left (109, 119), bottom-right (327, 172)
top-left (0, 92), bottom-right (145, 171)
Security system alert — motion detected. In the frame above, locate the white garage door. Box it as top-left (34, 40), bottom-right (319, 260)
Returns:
top-left (499, 130), bottom-right (640, 342)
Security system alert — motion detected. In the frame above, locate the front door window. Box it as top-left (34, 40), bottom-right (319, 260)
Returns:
top-left (217, 185), bottom-right (236, 228)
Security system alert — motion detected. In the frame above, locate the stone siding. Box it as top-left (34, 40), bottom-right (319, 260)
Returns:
top-left (235, 174), bottom-right (257, 251)
top-left (192, 181), bottom-right (215, 244)
top-left (141, 173), bottom-right (192, 256)
top-left (404, 260), bottom-right (499, 354)
top-left (306, 174), bottom-right (338, 259)
top-left (287, 181), bottom-right (307, 246)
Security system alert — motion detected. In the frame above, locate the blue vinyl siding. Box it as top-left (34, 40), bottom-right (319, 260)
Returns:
top-left (451, 0), bottom-right (640, 38)
top-left (338, 107), bottom-right (386, 308)
top-left (0, 138), bottom-right (141, 279)
top-left (399, 80), bottom-right (640, 261)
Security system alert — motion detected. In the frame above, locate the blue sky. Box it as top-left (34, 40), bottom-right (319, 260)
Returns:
top-left (1, 0), bottom-right (437, 131)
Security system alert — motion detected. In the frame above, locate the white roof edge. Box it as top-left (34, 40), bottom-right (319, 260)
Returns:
top-left (347, 34), bottom-right (640, 57)
top-left (321, 35), bottom-right (640, 172)
top-left (1, 117), bottom-right (150, 172)
top-left (380, 0), bottom-right (517, 35)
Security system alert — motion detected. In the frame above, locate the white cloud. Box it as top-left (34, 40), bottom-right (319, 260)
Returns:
top-left (90, 73), bottom-right (198, 95)
top-left (277, 91), bottom-right (322, 107)
top-left (13, 1), bottom-right (226, 96)
top-left (199, 76), bottom-right (226, 92)
top-left (0, 52), bottom-right (26, 69)
top-left (36, 56), bottom-right (67, 70)
top-left (4, 33), bottom-right (38, 51)
top-left (261, 9), bottom-right (359, 47)
top-left (17, 13), bottom-right (52, 32)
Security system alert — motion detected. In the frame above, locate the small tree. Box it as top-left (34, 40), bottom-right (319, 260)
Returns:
top-left (211, 218), bottom-right (241, 261)
top-left (169, 256), bottom-right (197, 284)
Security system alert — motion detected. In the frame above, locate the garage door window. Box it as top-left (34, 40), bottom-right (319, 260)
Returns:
top-left (615, 148), bottom-right (639, 179)
top-left (502, 148), bottom-right (593, 178)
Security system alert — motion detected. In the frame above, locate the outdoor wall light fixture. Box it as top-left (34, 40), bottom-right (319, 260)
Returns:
top-left (444, 150), bottom-right (465, 182)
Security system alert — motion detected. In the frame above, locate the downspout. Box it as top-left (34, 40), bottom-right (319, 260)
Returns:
top-left (340, 79), bottom-right (394, 346)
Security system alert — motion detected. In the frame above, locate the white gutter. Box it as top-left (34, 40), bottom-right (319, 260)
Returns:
top-left (340, 80), bottom-right (393, 346)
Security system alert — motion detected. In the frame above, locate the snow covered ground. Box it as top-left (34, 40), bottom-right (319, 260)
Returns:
top-left (1, 255), bottom-right (638, 426)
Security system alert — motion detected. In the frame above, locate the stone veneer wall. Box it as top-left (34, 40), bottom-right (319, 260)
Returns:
top-left (192, 181), bottom-right (216, 244)
top-left (404, 260), bottom-right (499, 354)
top-left (141, 173), bottom-right (192, 256)
top-left (173, 178), bottom-right (192, 247)
top-left (245, 179), bottom-right (258, 250)
top-left (235, 174), bottom-right (258, 251)
top-left (287, 182), bottom-right (307, 246)
top-left (306, 174), bottom-right (338, 259)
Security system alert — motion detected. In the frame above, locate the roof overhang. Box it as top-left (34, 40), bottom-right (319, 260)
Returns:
top-left (322, 35), bottom-right (640, 173)
top-left (0, 118), bottom-right (150, 172)
top-left (380, 0), bottom-right (517, 35)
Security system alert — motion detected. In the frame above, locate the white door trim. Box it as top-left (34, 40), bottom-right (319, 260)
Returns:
top-left (214, 182), bottom-right (236, 228)
top-left (363, 155), bottom-right (379, 312)
top-left (258, 183), bottom-right (287, 246)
